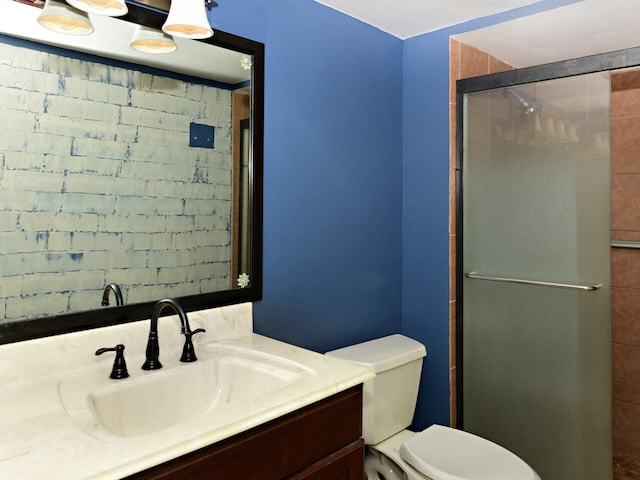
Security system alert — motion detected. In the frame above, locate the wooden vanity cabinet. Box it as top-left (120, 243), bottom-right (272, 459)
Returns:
top-left (124, 385), bottom-right (364, 480)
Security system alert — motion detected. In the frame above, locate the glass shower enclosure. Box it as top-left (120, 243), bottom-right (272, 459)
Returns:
top-left (460, 72), bottom-right (612, 479)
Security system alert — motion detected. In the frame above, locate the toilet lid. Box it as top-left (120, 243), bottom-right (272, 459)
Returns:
top-left (399, 425), bottom-right (539, 480)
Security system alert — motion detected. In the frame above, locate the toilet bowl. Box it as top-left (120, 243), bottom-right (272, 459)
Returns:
top-left (326, 334), bottom-right (541, 480)
top-left (364, 429), bottom-right (426, 480)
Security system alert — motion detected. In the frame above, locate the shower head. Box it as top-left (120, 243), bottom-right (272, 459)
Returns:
top-left (504, 89), bottom-right (540, 116)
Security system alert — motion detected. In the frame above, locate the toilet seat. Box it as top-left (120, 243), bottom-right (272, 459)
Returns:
top-left (399, 425), bottom-right (541, 480)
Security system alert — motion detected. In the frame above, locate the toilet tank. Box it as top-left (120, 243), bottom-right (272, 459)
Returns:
top-left (326, 334), bottom-right (426, 445)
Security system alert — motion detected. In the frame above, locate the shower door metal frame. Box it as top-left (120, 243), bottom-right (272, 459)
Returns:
top-left (455, 45), bottom-right (640, 427)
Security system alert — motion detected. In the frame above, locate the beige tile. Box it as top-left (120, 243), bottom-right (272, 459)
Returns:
top-left (449, 167), bottom-right (457, 235)
top-left (612, 67), bottom-right (640, 118)
top-left (613, 453), bottom-right (640, 480)
top-left (450, 38), bottom-right (460, 106)
top-left (613, 231), bottom-right (640, 242)
top-left (614, 399), bottom-right (640, 460)
top-left (612, 117), bottom-right (640, 174)
top-left (449, 299), bottom-right (457, 427)
top-left (449, 235), bottom-right (457, 300)
top-left (612, 248), bottom-right (640, 288)
top-left (449, 299), bottom-right (456, 363)
top-left (489, 56), bottom-right (514, 74)
top-left (612, 174), bottom-right (640, 232)
top-left (459, 42), bottom-right (489, 80)
top-left (449, 365), bottom-right (457, 427)
top-left (450, 103), bottom-right (457, 167)
top-left (613, 343), bottom-right (640, 403)
top-left (613, 287), bottom-right (640, 347)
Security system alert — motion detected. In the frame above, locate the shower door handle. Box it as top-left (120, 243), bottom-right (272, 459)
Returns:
top-left (465, 272), bottom-right (601, 291)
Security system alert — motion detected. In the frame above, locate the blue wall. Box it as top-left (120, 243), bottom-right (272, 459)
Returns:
top-left (402, 28), bottom-right (452, 429)
top-left (213, 0), bottom-right (582, 428)
top-left (214, 0), bottom-right (405, 353)
top-left (258, 6), bottom-right (404, 353)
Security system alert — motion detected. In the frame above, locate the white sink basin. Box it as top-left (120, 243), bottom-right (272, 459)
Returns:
top-left (58, 343), bottom-right (316, 438)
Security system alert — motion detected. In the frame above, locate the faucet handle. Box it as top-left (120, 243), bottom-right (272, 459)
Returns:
top-left (180, 328), bottom-right (206, 363)
top-left (95, 344), bottom-right (129, 379)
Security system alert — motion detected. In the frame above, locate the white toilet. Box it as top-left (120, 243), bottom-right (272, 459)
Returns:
top-left (326, 334), bottom-right (541, 480)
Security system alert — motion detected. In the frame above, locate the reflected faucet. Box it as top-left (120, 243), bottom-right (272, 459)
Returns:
top-left (142, 298), bottom-right (206, 370)
top-left (101, 283), bottom-right (124, 306)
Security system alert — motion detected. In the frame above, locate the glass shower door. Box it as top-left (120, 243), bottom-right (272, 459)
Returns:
top-left (461, 72), bottom-right (611, 480)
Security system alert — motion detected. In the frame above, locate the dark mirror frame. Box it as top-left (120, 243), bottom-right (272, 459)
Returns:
top-left (0, 2), bottom-right (264, 345)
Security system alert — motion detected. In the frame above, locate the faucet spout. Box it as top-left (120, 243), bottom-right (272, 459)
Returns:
top-left (153, 298), bottom-right (189, 333)
top-left (142, 298), bottom-right (205, 370)
top-left (101, 283), bottom-right (124, 306)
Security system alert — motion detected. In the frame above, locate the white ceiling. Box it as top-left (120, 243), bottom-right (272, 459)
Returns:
top-left (455, 0), bottom-right (640, 68)
top-left (314, 0), bottom-right (543, 40)
top-left (9, 0), bottom-right (640, 80)
top-left (315, 0), bottom-right (640, 68)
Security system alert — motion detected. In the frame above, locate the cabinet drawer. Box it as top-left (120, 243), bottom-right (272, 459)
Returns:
top-left (288, 439), bottom-right (364, 480)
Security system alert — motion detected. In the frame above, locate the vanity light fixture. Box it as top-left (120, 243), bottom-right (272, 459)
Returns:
top-left (37, 0), bottom-right (94, 35)
top-left (130, 25), bottom-right (176, 54)
top-left (162, 0), bottom-right (213, 39)
top-left (30, 0), bottom-right (214, 51)
top-left (65, 0), bottom-right (128, 17)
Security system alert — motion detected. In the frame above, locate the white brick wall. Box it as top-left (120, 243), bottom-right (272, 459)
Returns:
top-left (0, 42), bottom-right (233, 320)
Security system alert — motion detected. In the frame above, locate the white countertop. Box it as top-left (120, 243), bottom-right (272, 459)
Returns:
top-left (0, 303), bottom-right (373, 479)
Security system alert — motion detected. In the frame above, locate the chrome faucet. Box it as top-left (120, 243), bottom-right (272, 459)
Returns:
top-left (142, 298), bottom-right (206, 370)
top-left (101, 283), bottom-right (124, 306)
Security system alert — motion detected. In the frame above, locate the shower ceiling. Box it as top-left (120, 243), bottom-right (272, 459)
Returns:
top-left (316, 0), bottom-right (640, 68)
top-left (455, 0), bottom-right (640, 68)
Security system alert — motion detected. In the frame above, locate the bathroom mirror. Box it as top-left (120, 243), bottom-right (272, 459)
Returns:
top-left (0, 0), bottom-right (264, 344)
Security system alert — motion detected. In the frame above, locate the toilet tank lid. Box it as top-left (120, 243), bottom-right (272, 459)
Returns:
top-left (325, 334), bottom-right (426, 374)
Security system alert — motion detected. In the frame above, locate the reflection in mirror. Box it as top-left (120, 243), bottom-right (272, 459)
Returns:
top-left (0, 0), bottom-right (263, 344)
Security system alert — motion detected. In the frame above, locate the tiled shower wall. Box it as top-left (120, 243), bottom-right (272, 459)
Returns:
top-left (0, 42), bottom-right (233, 321)
top-left (611, 67), bottom-right (640, 478)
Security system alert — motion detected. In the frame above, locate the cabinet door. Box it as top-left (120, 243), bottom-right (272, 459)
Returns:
top-left (288, 440), bottom-right (364, 480)
top-left (124, 386), bottom-right (363, 480)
